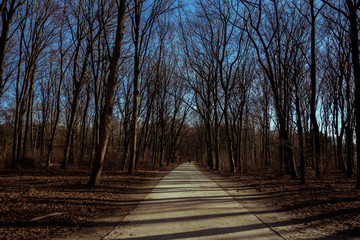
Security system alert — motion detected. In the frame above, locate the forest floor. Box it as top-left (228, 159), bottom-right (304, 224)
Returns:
top-left (1, 163), bottom-right (360, 239)
top-left (0, 164), bottom-right (179, 240)
top-left (200, 165), bottom-right (360, 239)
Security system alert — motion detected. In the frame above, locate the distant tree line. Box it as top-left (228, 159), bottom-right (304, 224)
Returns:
top-left (0, 0), bottom-right (359, 188)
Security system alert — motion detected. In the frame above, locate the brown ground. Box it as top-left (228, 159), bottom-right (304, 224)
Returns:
top-left (1, 164), bottom-right (359, 239)
top-left (200, 165), bottom-right (360, 239)
top-left (0, 164), bottom-right (178, 240)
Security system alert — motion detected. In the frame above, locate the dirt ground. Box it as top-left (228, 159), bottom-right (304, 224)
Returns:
top-left (1, 163), bottom-right (360, 239)
top-left (200, 165), bottom-right (360, 239)
top-left (0, 165), bottom-right (178, 240)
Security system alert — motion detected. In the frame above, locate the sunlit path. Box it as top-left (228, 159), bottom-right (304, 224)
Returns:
top-left (104, 163), bottom-right (283, 240)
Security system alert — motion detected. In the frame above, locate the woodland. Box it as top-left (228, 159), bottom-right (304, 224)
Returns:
top-left (0, 0), bottom-right (360, 238)
top-left (0, 0), bottom-right (359, 185)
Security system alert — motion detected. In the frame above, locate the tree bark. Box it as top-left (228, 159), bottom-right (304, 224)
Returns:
top-left (128, 0), bottom-right (143, 174)
top-left (295, 83), bottom-right (306, 184)
top-left (89, 0), bottom-right (126, 186)
top-left (224, 100), bottom-right (236, 172)
top-left (310, 0), bottom-right (321, 179)
top-left (345, 0), bottom-right (360, 189)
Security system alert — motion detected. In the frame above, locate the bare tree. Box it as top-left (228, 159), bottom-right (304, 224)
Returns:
top-left (89, 0), bottom-right (127, 185)
top-left (306, 0), bottom-right (324, 179)
top-left (344, 0), bottom-right (360, 188)
top-left (128, 0), bottom-right (175, 174)
top-left (61, 0), bottom-right (94, 169)
top-left (46, 22), bottom-right (71, 167)
top-left (12, 0), bottom-right (58, 167)
top-left (229, 59), bottom-right (255, 172)
top-left (322, 0), bottom-right (360, 188)
top-left (179, 1), bottom-right (226, 171)
top-left (0, 0), bottom-right (25, 100)
top-left (241, 0), bottom-right (298, 179)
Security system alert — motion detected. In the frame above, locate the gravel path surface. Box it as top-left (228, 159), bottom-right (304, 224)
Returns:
top-left (103, 163), bottom-right (282, 240)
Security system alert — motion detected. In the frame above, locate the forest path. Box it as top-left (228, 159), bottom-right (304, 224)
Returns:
top-left (103, 163), bottom-right (283, 240)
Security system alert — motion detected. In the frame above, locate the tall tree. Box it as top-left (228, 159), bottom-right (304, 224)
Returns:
top-left (12, 0), bottom-right (57, 167)
top-left (89, 0), bottom-right (127, 186)
top-left (61, 0), bottom-right (93, 169)
top-left (345, 0), bottom-right (360, 188)
top-left (242, 0), bottom-right (298, 179)
top-left (322, 0), bottom-right (360, 188)
top-left (128, 0), bottom-right (175, 174)
top-left (46, 22), bottom-right (71, 167)
top-left (309, 0), bottom-right (323, 179)
top-left (21, 0), bottom-right (58, 164)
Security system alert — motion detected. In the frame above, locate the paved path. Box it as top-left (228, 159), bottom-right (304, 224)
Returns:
top-left (103, 163), bottom-right (283, 240)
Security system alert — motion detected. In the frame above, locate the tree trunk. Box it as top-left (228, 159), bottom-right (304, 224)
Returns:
top-left (121, 121), bottom-right (130, 171)
top-left (346, 63), bottom-right (354, 177)
top-left (237, 119), bottom-right (243, 172)
top-left (224, 104), bottom-right (236, 172)
top-left (214, 123), bottom-right (220, 171)
top-left (128, 67), bottom-right (140, 174)
top-left (345, 0), bottom-right (360, 188)
top-left (310, 0), bottom-right (321, 179)
top-left (21, 78), bottom-right (34, 162)
top-left (61, 87), bottom-right (80, 169)
top-left (88, 0), bottom-right (126, 185)
top-left (151, 124), bottom-right (159, 169)
top-left (79, 92), bottom-right (90, 164)
top-left (295, 85), bottom-right (306, 184)
top-left (278, 110), bottom-right (298, 180)
top-left (128, 1), bottom-right (141, 175)
top-left (346, 124), bottom-right (353, 177)
top-left (205, 121), bottom-right (214, 169)
top-left (47, 35), bottom-right (65, 167)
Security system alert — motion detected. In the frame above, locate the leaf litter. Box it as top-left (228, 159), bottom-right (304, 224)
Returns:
top-left (0, 166), bottom-right (176, 240)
